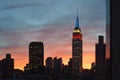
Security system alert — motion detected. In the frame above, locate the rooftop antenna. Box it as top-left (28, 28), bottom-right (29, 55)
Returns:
top-left (75, 8), bottom-right (79, 28)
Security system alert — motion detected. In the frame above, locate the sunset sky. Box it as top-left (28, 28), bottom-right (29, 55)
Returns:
top-left (0, 0), bottom-right (106, 70)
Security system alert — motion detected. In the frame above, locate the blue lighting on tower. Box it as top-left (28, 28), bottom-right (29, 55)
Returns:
top-left (75, 10), bottom-right (80, 28)
top-left (75, 16), bottom-right (79, 28)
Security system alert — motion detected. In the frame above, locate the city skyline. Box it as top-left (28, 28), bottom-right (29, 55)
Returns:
top-left (0, 34), bottom-right (110, 79)
top-left (0, 0), bottom-right (106, 70)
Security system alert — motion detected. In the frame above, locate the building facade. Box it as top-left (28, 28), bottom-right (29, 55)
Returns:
top-left (29, 42), bottom-right (44, 70)
top-left (72, 13), bottom-right (82, 73)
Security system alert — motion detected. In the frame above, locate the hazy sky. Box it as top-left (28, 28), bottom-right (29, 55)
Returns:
top-left (0, 0), bottom-right (106, 70)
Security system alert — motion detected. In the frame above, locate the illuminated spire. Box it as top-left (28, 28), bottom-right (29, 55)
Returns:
top-left (75, 9), bottom-right (79, 28)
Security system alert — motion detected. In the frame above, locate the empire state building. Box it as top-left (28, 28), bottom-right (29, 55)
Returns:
top-left (72, 13), bottom-right (82, 73)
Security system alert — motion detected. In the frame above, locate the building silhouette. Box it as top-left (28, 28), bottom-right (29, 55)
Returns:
top-left (13, 69), bottom-right (24, 79)
top-left (29, 42), bottom-right (44, 70)
top-left (24, 63), bottom-right (31, 73)
top-left (46, 57), bottom-right (53, 69)
top-left (68, 58), bottom-right (72, 70)
top-left (105, 58), bottom-right (110, 80)
top-left (95, 36), bottom-right (106, 80)
top-left (0, 54), bottom-right (14, 78)
top-left (72, 12), bottom-right (82, 73)
top-left (53, 57), bottom-right (63, 72)
top-left (91, 62), bottom-right (95, 70)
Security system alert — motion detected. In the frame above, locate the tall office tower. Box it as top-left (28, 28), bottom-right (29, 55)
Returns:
top-left (29, 42), bottom-right (44, 69)
top-left (1, 54), bottom-right (14, 78)
top-left (72, 12), bottom-right (82, 73)
top-left (46, 57), bottom-right (53, 69)
top-left (95, 36), bottom-right (106, 80)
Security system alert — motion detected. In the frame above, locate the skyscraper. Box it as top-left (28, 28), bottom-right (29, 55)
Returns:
top-left (72, 12), bottom-right (82, 73)
top-left (1, 54), bottom-right (14, 78)
top-left (95, 36), bottom-right (106, 80)
top-left (46, 57), bottom-right (53, 69)
top-left (29, 42), bottom-right (44, 70)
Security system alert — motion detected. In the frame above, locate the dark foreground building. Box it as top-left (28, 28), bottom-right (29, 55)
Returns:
top-left (46, 57), bottom-right (53, 69)
top-left (95, 36), bottom-right (106, 80)
top-left (53, 57), bottom-right (63, 72)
